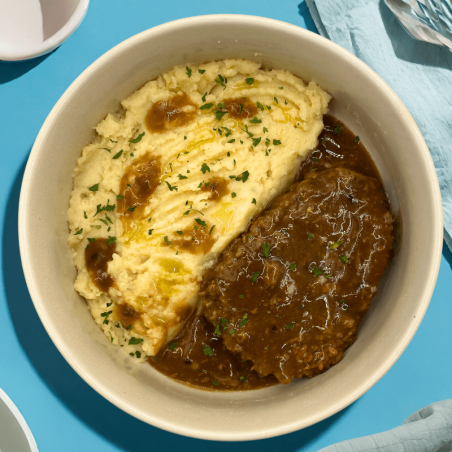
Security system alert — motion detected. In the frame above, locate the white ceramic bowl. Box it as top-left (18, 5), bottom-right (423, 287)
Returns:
top-left (19, 15), bottom-right (443, 441)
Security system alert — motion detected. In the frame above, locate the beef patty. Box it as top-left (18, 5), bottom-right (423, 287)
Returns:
top-left (200, 167), bottom-right (394, 383)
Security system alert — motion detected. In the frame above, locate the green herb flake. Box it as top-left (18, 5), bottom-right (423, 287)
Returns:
top-left (200, 102), bottom-right (214, 110)
top-left (263, 127), bottom-right (268, 133)
top-left (250, 116), bottom-right (262, 124)
top-left (264, 345), bottom-right (268, 350)
top-left (116, 195), bottom-right (123, 200)
top-left (112, 150), bottom-right (123, 159)
top-left (178, 174), bottom-right (188, 180)
top-left (329, 240), bottom-right (344, 249)
top-left (212, 380), bottom-right (220, 386)
top-left (334, 123), bottom-right (343, 135)
top-left (164, 236), bottom-right (171, 245)
top-left (262, 243), bottom-right (271, 258)
top-left (311, 157), bottom-right (320, 162)
top-left (308, 232), bottom-right (314, 240)
top-left (238, 313), bottom-right (249, 327)
top-left (228, 139), bottom-right (235, 144)
top-left (106, 236), bottom-right (116, 245)
top-left (148, 229), bottom-right (154, 235)
top-left (128, 206), bottom-right (136, 212)
top-left (354, 136), bottom-right (360, 144)
top-left (289, 263), bottom-right (297, 271)
top-left (209, 225), bottom-right (215, 235)
top-left (339, 255), bottom-right (349, 264)
top-left (214, 324), bottom-right (222, 336)
top-left (274, 97), bottom-right (279, 104)
top-left (203, 344), bottom-right (214, 356)
top-left (285, 323), bottom-right (295, 330)
top-left (130, 132), bottom-right (145, 143)
top-left (252, 137), bottom-right (261, 147)
top-left (195, 218), bottom-right (207, 227)
top-left (198, 69), bottom-right (206, 74)
top-left (229, 329), bottom-right (236, 335)
top-left (215, 74), bottom-right (226, 89)
top-left (215, 110), bottom-right (227, 121)
top-left (89, 183), bottom-right (99, 192)
top-left (251, 271), bottom-right (260, 284)
top-left (236, 170), bottom-right (249, 183)
top-left (168, 341), bottom-right (177, 351)
top-left (109, 139), bottom-right (118, 143)
top-left (273, 139), bottom-right (281, 146)
top-left (128, 337), bottom-right (143, 345)
top-left (74, 229), bottom-right (83, 235)
top-left (312, 266), bottom-right (323, 276)
top-left (186, 67), bottom-right (192, 78)
top-left (252, 198), bottom-right (256, 205)
top-left (99, 147), bottom-right (111, 153)
top-left (231, 192), bottom-right (236, 198)
top-left (245, 77), bottom-right (254, 85)
top-left (201, 163), bottom-right (210, 174)
top-left (165, 180), bottom-right (178, 192)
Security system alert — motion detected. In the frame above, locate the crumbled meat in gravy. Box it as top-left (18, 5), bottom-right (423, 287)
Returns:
top-left (150, 115), bottom-right (394, 389)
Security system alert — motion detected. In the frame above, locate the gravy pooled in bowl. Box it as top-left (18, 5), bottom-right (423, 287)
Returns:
top-left (67, 59), bottom-right (330, 361)
top-left (150, 116), bottom-right (394, 389)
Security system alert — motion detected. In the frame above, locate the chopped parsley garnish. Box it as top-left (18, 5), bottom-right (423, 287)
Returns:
top-left (274, 97), bottom-right (279, 104)
top-left (252, 198), bottom-right (256, 204)
top-left (195, 218), bottom-right (207, 227)
top-left (106, 236), bottom-right (116, 245)
top-left (307, 232), bottom-right (314, 240)
top-left (285, 323), bottom-right (295, 330)
top-left (236, 170), bottom-right (249, 182)
top-left (112, 150), bottom-right (123, 159)
top-left (312, 266), bottom-right (323, 276)
top-left (184, 208), bottom-right (204, 216)
top-left (311, 157), bottom-right (320, 162)
top-left (84, 211), bottom-right (87, 219)
top-left (340, 299), bottom-right (348, 310)
top-left (135, 351), bottom-right (141, 358)
top-left (215, 74), bottom-right (226, 89)
top-left (339, 255), bottom-right (349, 264)
top-left (99, 147), bottom-right (111, 153)
top-left (239, 295), bottom-right (244, 298)
top-left (116, 195), bottom-right (123, 200)
top-left (186, 67), bottom-right (192, 78)
top-left (178, 174), bottom-right (188, 180)
top-left (238, 313), bottom-right (249, 327)
top-left (209, 225), bottom-right (216, 235)
top-left (240, 124), bottom-right (253, 138)
top-left (252, 137), bottom-right (261, 147)
top-left (203, 344), bottom-right (214, 356)
top-left (250, 116), bottom-right (261, 124)
top-left (264, 345), bottom-right (268, 350)
top-left (354, 136), bottom-right (360, 144)
top-left (251, 271), bottom-right (260, 284)
top-left (229, 329), bottom-right (236, 335)
top-left (89, 183), bottom-right (99, 192)
top-left (245, 77), bottom-right (254, 85)
top-left (129, 337), bottom-right (144, 345)
top-left (329, 240), bottom-right (344, 249)
top-left (289, 263), bottom-right (297, 271)
top-left (334, 123), bottom-right (343, 135)
top-left (74, 229), bottom-right (83, 235)
top-left (165, 180), bottom-right (178, 191)
top-left (273, 139), bottom-right (281, 146)
top-left (176, 230), bottom-right (183, 235)
top-left (198, 69), bottom-right (206, 74)
top-left (164, 236), bottom-right (171, 245)
top-left (231, 192), bottom-right (236, 198)
top-left (168, 342), bottom-right (177, 351)
top-left (262, 243), bottom-right (271, 258)
top-left (87, 237), bottom-right (96, 243)
top-left (212, 380), bottom-right (219, 386)
top-left (200, 102), bottom-right (214, 110)
top-left (101, 311), bottom-right (112, 325)
top-left (148, 229), bottom-right (154, 235)
top-left (214, 324), bottom-right (222, 336)
top-left (218, 103), bottom-right (225, 109)
top-left (239, 104), bottom-right (243, 114)
top-left (310, 168), bottom-right (318, 172)
top-left (109, 139), bottom-right (118, 143)
top-left (201, 163), bottom-right (210, 174)
top-left (228, 139), bottom-right (235, 143)
top-left (215, 110), bottom-right (227, 121)
top-left (202, 92), bottom-right (207, 102)
top-left (256, 101), bottom-right (264, 111)
top-left (263, 127), bottom-right (268, 133)
top-left (128, 206), bottom-right (136, 212)
top-left (130, 132), bottom-right (145, 143)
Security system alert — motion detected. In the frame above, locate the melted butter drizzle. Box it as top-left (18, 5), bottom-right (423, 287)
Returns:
top-left (85, 238), bottom-right (116, 292)
top-left (145, 93), bottom-right (198, 133)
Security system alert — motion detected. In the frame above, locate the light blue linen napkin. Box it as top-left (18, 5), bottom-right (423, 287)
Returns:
top-left (306, 0), bottom-right (452, 247)
top-left (317, 400), bottom-right (452, 452)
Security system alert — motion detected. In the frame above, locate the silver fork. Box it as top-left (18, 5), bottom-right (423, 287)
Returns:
top-left (384, 0), bottom-right (452, 50)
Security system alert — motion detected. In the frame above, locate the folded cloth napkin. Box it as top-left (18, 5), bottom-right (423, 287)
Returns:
top-left (317, 400), bottom-right (452, 451)
top-left (306, 0), bottom-right (452, 247)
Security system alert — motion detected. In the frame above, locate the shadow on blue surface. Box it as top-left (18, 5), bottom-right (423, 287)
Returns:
top-left (3, 161), bottom-right (350, 451)
top-left (0, 51), bottom-right (55, 85)
top-left (298, 1), bottom-right (318, 33)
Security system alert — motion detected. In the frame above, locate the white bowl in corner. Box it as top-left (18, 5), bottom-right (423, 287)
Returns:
top-left (19, 15), bottom-right (442, 441)
top-left (0, 0), bottom-right (89, 61)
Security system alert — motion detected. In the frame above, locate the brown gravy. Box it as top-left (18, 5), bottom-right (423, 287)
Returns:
top-left (200, 177), bottom-right (230, 201)
top-left (224, 97), bottom-right (258, 119)
top-left (145, 93), bottom-right (198, 133)
top-left (85, 238), bottom-right (117, 292)
top-left (172, 221), bottom-right (216, 255)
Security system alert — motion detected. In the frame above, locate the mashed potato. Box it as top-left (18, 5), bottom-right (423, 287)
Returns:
top-left (67, 59), bottom-right (330, 361)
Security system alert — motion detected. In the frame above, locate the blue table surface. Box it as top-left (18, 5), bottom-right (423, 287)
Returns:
top-left (1, 1), bottom-right (451, 451)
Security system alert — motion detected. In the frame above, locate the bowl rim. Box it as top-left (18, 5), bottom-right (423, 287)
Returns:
top-left (0, 0), bottom-right (90, 61)
top-left (18, 14), bottom-right (443, 440)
